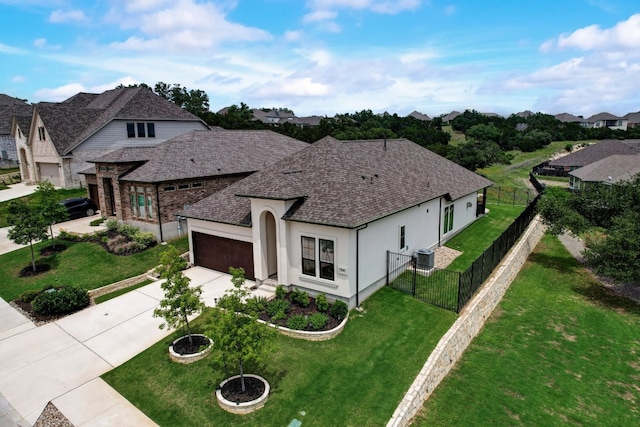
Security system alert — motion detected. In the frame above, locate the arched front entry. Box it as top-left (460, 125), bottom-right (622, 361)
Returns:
top-left (19, 148), bottom-right (29, 181)
top-left (261, 211), bottom-right (278, 280)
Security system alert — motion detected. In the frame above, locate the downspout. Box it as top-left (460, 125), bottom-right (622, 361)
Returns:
top-left (155, 184), bottom-right (163, 242)
top-left (438, 197), bottom-right (442, 246)
top-left (355, 223), bottom-right (368, 307)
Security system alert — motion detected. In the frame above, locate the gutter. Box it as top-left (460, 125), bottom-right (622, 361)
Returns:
top-left (355, 223), bottom-right (368, 307)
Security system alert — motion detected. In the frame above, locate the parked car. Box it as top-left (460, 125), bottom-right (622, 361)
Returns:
top-left (60, 197), bottom-right (98, 219)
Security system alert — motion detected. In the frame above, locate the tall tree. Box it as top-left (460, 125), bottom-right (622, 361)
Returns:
top-left (153, 82), bottom-right (210, 117)
top-left (7, 200), bottom-right (49, 272)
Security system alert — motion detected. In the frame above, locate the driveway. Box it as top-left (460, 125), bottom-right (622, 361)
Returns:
top-left (0, 267), bottom-right (273, 426)
top-left (0, 183), bottom-right (37, 203)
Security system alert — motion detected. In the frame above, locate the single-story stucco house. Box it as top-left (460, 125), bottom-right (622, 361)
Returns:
top-left (181, 136), bottom-right (493, 308)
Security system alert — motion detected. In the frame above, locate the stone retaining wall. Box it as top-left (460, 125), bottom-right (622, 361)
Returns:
top-left (387, 215), bottom-right (547, 427)
top-left (88, 269), bottom-right (157, 299)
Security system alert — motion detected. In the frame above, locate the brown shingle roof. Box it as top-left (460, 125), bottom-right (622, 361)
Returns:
top-left (554, 112), bottom-right (584, 123)
top-left (549, 139), bottom-right (637, 167)
top-left (89, 129), bottom-right (309, 183)
top-left (569, 154), bottom-right (640, 184)
top-left (183, 137), bottom-right (492, 228)
top-left (36, 87), bottom-right (204, 156)
top-left (1, 104), bottom-right (32, 135)
top-left (586, 112), bottom-right (623, 122)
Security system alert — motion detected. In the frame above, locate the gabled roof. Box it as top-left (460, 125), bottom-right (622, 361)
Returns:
top-left (442, 111), bottom-right (461, 122)
top-left (183, 136), bottom-right (492, 229)
top-left (624, 111), bottom-right (640, 124)
top-left (35, 87), bottom-right (204, 156)
top-left (569, 154), bottom-right (640, 184)
top-left (549, 139), bottom-right (637, 167)
top-left (89, 129), bottom-right (309, 183)
top-left (408, 111), bottom-right (431, 121)
top-left (585, 112), bottom-right (623, 122)
top-left (0, 94), bottom-right (28, 106)
top-left (554, 112), bottom-right (584, 123)
top-left (1, 104), bottom-right (32, 136)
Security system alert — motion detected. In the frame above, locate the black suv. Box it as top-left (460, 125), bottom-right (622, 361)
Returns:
top-left (60, 197), bottom-right (98, 219)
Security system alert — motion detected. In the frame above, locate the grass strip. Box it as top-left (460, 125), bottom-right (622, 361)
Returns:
top-left (94, 279), bottom-right (155, 304)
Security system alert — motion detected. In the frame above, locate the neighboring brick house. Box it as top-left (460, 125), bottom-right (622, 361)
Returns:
top-left (12, 87), bottom-right (208, 189)
top-left (181, 136), bottom-right (492, 308)
top-left (83, 129), bottom-right (309, 241)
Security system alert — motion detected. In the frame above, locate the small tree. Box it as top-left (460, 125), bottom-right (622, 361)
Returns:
top-left (7, 200), bottom-right (49, 272)
top-left (153, 245), bottom-right (205, 345)
top-left (208, 267), bottom-right (276, 392)
top-left (33, 180), bottom-right (68, 248)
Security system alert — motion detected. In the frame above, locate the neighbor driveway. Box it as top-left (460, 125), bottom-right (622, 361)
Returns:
top-left (0, 267), bottom-right (273, 426)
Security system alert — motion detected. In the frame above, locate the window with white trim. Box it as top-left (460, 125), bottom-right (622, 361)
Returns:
top-left (301, 236), bottom-right (335, 281)
top-left (443, 204), bottom-right (454, 234)
top-left (399, 225), bottom-right (406, 250)
top-left (130, 186), bottom-right (153, 219)
top-left (126, 122), bottom-right (156, 138)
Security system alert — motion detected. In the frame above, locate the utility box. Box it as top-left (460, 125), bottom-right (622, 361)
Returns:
top-left (415, 248), bottom-right (435, 270)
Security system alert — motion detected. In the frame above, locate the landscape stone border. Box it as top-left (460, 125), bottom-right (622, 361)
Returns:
top-left (258, 313), bottom-right (348, 341)
top-left (168, 334), bottom-right (213, 364)
top-left (387, 215), bottom-right (547, 427)
top-left (216, 374), bottom-right (270, 414)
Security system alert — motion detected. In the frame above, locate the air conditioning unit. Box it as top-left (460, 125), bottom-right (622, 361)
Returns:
top-left (415, 248), bottom-right (435, 269)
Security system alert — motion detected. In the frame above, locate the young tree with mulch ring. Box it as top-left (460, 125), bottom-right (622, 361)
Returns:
top-left (153, 245), bottom-right (205, 346)
top-left (34, 180), bottom-right (68, 250)
top-left (208, 267), bottom-right (276, 395)
top-left (7, 199), bottom-right (49, 273)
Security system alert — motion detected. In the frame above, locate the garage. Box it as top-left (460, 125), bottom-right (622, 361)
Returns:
top-left (38, 163), bottom-right (61, 187)
top-left (192, 232), bottom-right (255, 280)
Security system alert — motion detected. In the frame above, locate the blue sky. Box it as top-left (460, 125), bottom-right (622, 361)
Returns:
top-left (1, 0), bottom-right (639, 118)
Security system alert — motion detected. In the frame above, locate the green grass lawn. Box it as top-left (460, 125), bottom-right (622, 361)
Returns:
top-left (102, 287), bottom-right (457, 427)
top-left (0, 187), bottom-right (87, 227)
top-left (445, 204), bottom-right (526, 272)
top-left (478, 140), bottom-right (578, 188)
top-left (0, 235), bottom-right (188, 302)
top-left (412, 234), bottom-right (640, 426)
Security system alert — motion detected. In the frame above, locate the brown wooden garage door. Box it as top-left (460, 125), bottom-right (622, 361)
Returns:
top-left (192, 232), bottom-right (255, 280)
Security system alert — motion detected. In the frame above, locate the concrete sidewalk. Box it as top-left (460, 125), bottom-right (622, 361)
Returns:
top-left (0, 182), bottom-right (37, 203)
top-left (0, 214), bottom-right (106, 255)
top-left (0, 267), bottom-right (273, 426)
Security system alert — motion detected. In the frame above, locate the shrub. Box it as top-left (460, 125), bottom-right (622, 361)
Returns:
top-left (32, 285), bottom-right (90, 315)
top-left (287, 314), bottom-right (308, 330)
top-left (89, 218), bottom-right (104, 226)
top-left (275, 285), bottom-right (287, 300)
top-left (245, 295), bottom-right (269, 314)
top-left (309, 313), bottom-right (328, 330)
top-left (107, 235), bottom-right (128, 252)
top-left (266, 299), bottom-right (290, 317)
top-left (20, 289), bottom-right (40, 303)
top-left (330, 300), bottom-right (349, 320)
top-left (105, 219), bottom-right (120, 232)
top-left (133, 230), bottom-right (157, 249)
top-left (292, 288), bottom-right (310, 307)
top-left (118, 223), bottom-right (139, 240)
top-left (271, 309), bottom-right (288, 321)
top-left (315, 293), bottom-right (329, 312)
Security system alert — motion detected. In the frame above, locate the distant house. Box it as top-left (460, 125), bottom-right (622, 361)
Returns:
top-left (554, 112), bottom-right (585, 125)
top-left (569, 154), bottom-right (640, 190)
top-left (582, 112), bottom-right (628, 131)
top-left (442, 111), bottom-right (461, 124)
top-left (624, 111), bottom-right (640, 129)
top-left (83, 129), bottom-right (308, 240)
top-left (181, 136), bottom-right (492, 307)
top-left (407, 111), bottom-right (431, 122)
top-left (12, 87), bottom-right (208, 189)
top-left (0, 95), bottom-right (30, 164)
top-left (544, 139), bottom-right (638, 175)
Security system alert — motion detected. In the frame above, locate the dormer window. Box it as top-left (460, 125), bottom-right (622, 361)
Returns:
top-left (126, 122), bottom-right (156, 138)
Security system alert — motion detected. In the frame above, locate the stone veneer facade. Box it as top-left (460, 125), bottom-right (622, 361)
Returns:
top-left (387, 215), bottom-right (547, 427)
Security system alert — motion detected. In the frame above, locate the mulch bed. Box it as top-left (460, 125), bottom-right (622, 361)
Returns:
top-left (10, 299), bottom-right (75, 325)
top-left (257, 296), bottom-right (341, 331)
top-left (39, 244), bottom-right (68, 257)
top-left (18, 263), bottom-right (50, 277)
top-left (220, 376), bottom-right (266, 403)
top-left (172, 334), bottom-right (211, 355)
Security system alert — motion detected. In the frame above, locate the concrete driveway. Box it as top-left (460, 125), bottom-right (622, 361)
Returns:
top-left (0, 183), bottom-right (37, 203)
top-left (0, 267), bottom-right (273, 426)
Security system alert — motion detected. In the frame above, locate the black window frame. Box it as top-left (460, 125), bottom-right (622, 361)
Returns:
top-left (147, 123), bottom-right (155, 138)
top-left (126, 123), bottom-right (135, 138)
top-left (136, 122), bottom-right (146, 138)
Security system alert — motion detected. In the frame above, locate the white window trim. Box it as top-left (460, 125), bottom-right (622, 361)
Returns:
top-left (299, 234), bottom-right (336, 282)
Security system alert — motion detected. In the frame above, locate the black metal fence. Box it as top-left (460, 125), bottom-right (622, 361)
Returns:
top-left (486, 186), bottom-right (536, 206)
top-left (387, 195), bottom-right (541, 313)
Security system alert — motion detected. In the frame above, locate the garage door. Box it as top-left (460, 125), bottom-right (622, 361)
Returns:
top-left (192, 232), bottom-right (255, 280)
top-left (39, 163), bottom-right (61, 186)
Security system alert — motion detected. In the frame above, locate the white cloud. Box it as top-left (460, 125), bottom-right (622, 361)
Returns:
top-left (12, 75), bottom-right (26, 83)
top-left (107, 0), bottom-right (271, 53)
top-left (49, 9), bottom-right (88, 24)
top-left (284, 30), bottom-right (303, 42)
top-left (306, 0), bottom-right (420, 15)
top-left (0, 42), bottom-right (26, 55)
top-left (543, 13), bottom-right (640, 51)
top-left (35, 83), bottom-right (87, 101)
top-left (303, 9), bottom-right (337, 23)
top-left (443, 5), bottom-right (456, 15)
top-left (33, 38), bottom-right (47, 48)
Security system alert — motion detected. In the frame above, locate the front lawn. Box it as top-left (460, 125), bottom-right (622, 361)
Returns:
top-left (0, 235), bottom-right (188, 302)
top-left (412, 234), bottom-right (640, 426)
top-left (445, 203), bottom-right (526, 272)
top-left (102, 287), bottom-right (457, 427)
